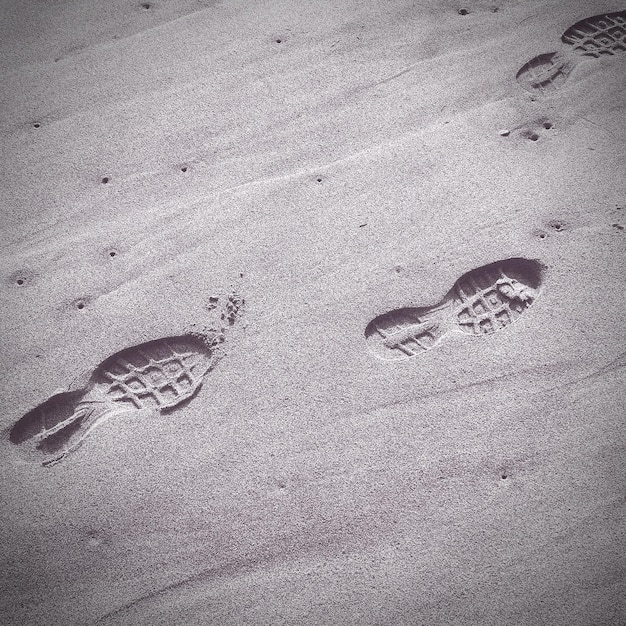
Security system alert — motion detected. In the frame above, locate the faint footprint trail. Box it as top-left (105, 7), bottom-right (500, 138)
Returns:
top-left (365, 258), bottom-right (544, 360)
top-left (10, 335), bottom-right (218, 466)
top-left (516, 11), bottom-right (626, 93)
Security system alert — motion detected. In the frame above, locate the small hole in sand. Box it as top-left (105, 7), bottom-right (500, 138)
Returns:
top-left (77, 302), bottom-right (85, 310)
top-left (490, 6), bottom-right (499, 12)
top-left (316, 177), bottom-right (322, 183)
top-left (458, 8), bottom-right (469, 15)
top-left (101, 176), bottom-right (110, 184)
top-left (33, 122), bottom-right (41, 129)
top-left (275, 39), bottom-right (282, 44)
top-left (539, 233), bottom-right (546, 239)
top-left (528, 133), bottom-right (539, 141)
top-left (141, 2), bottom-right (151, 8)
top-left (543, 122), bottom-right (553, 129)
top-left (181, 166), bottom-right (188, 173)
top-left (16, 278), bottom-right (25, 286)
top-left (109, 251), bottom-right (117, 258)
top-left (501, 473), bottom-right (508, 480)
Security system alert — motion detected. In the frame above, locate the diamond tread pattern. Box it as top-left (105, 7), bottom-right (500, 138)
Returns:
top-left (96, 337), bottom-right (212, 411)
top-left (454, 267), bottom-right (533, 336)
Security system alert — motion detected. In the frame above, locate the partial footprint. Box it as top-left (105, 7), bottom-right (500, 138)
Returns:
top-left (516, 11), bottom-right (626, 93)
top-left (365, 258), bottom-right (544, 360)
top-left (10, 335), bottom-right (218, 466)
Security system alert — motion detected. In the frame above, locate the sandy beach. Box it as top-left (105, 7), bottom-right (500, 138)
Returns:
top-left (1, 0), bottom-right (625, 623)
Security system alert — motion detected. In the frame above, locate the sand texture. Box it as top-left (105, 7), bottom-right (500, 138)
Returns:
top-left (1, 0), bottom-right (625, 624)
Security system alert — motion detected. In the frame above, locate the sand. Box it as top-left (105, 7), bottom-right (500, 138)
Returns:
top-left (1, 0), bottom-right (625, 623)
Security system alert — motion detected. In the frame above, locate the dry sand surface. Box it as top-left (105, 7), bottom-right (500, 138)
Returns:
top-left (1, 0), bottom-right (625, 624)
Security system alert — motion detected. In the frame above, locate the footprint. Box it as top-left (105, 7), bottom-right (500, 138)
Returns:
top-left (516, 11), bottom-right (626, 93)
top-left (365, 258), bottom-right (544, 360)
top-left (9, 335), bottom-right (218, 466)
